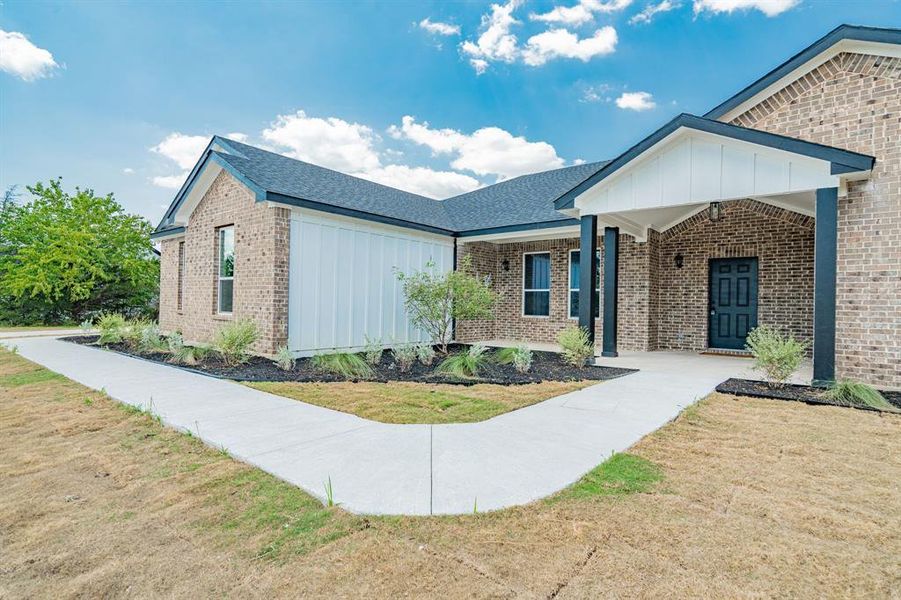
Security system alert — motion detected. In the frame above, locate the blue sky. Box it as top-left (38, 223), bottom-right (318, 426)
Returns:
top-left (2, 0), bottom-right (899, 223)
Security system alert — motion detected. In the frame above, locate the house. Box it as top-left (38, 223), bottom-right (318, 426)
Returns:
top-left (152, 24), bottom-right (901, 390)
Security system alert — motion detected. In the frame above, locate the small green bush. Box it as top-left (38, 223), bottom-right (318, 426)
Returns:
top-left (392, 344), bottom-right (417, 372)
top-left (214, 319), bottom-right (259, 365)
top-left (745, 325), bottom-right (808, 388)
top-left (311, 351), bottom-right (373, 379)
top-left (823, 380), bottom-right (896, 411)
top-left (557, 325), bottom-right (593, 368)
top-left (79, 318), bottom-right (93, 332)
top-left (414, 342), bottom-right (436, 366)
top-left (273, 346), bottom-right (295, 371)
top-left (362, 336), bottom-right (383, 366)
top-left (494, 345), bottom-right (533, 373)
top-left (96, 313), bottom-right (127, 345)
top-left (437, 344), bottom-right (489, 378)
top-left (137, 322), bottom-right (166, 353)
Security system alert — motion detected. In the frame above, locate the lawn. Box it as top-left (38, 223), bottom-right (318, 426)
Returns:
top-left (0, 324), bottom-right (78, 332)
top-left (244, 380), bottom-right (595, 424)
top-left (2, 348), bottom-right (899, 598)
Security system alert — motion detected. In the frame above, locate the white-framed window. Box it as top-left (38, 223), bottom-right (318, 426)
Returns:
top-left (523, 251), bottom-right (551, 317)
top-left (177, 241), bottom-right (186, 312)
top-left (217, 226), bottom-right (234, 314)
top-left (568, 249), bottom-right (600, 319)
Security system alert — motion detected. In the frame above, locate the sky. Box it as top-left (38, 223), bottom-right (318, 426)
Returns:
top-left (2, 0), bottom-right (900, 225)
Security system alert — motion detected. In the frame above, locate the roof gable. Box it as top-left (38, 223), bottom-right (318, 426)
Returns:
top-left (705, 24), bottom-right (901, 122)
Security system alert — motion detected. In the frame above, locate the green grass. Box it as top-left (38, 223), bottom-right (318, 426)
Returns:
top-left (310, 351), bottom-right (373, 379)
top-left (556, 453), bottom-right (663, 501)
top-left (822, 380), bottom-right (896, 411)
top-left (0, 368), bottom-right (64, 387)
top-left (0, 324), bottom-right (77, 332)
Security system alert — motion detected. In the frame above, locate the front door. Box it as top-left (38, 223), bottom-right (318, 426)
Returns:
top-left (708, 257), bottom-right (758, 350)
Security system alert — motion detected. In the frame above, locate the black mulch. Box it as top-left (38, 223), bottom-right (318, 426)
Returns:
top-left (716, 378), bottom-right (901, 413)
top-left (62, 336), bottom-right (636, 385)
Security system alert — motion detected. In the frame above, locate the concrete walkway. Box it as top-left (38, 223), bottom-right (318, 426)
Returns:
top-left (5, 336), bottom-right (766, 516)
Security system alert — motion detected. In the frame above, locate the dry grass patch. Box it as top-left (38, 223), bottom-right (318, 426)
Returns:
top-left (2, 347), bottom-right (900, 598)
top-left (244, 379), bottom-right (595, 424)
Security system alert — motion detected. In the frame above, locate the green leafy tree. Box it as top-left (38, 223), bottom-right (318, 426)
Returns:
top-left (0, 179), bottom-right (159, 324)
top-left (396, 255), bottom-right (496, 354)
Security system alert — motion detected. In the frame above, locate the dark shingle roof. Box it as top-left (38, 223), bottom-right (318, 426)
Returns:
top-left (443, 161), bottom-right (608, 233)
top-left (213, 139), bottom-right (454, 231)
top-left (155, 136), bottom-right (609, 237)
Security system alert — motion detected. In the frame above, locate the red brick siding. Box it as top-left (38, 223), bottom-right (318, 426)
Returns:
top-left (730, 52), bottom-right (901, 389)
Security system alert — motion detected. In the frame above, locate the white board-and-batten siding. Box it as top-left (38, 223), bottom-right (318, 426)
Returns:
top-left (576, 130), bottom-right (839, 215)
top-left (287, 208), bottom-right (454, 356)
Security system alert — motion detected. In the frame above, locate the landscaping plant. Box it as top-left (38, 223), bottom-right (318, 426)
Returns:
top-left (362, 336), bottom-right (383, 366)
top-left (96, 312), bottom-right (127, 345)
top-left (745, 325), bottom-right (808, 388)
top-left (823, 380), bottom-right (896, 411)
top-left (396, 255), bottom-right (496, 354)
top-left (311, 351), bottom-right (373, 379)
top-left (392, 344), bottom-right (417, 372)
top-left (437, 344), bottom-right (489, 378)
top-left (414, 342), bottom-right (436, 366)
top-left (214, 319), bottom-right (259, 365)
top-left (557, 325), bottom-right (593, 368)
top-left (273, 346), bottom-right (296, 371)
top-left (137, 322), bottom-right (167, 353)
top-left (494, 345), bottom-right (532, 373)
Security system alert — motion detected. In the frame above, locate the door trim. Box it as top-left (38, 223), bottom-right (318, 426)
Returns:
top-left (707, 256), bottom-right (759, 350)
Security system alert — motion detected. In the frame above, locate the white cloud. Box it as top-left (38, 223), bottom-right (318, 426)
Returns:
top-left (630, 0), bottom-right (680, 24)
top-left (361, 165), bottom-right (480, 198)
top-left (579, 83), bottom-right (613, 102)
top-left (123, 167), bottom-right (135, 174)
top-left (530, 0), bottom-right (633, 25)
top-left (693, 0), bottom-right (799, 17)
top-left (460, 0), bottom-right (523, 70)
top-left (0, 30), bottom-right (59, 81)
top-left (522, 26), bottom-right (617, 66)
top-left (151, 173), bottom-right (189, 189)
top-left (262, 110), bottom-right (381, 173)
top-left (419, 18), bottom-right (461, 36)
top-left (225, 132), bottom-right (248, 142)
top-left (151, 133), bottom-right (210, 170)
top-left (615, 91), bottom-right (656, 111)
top-left (390, 115), bottom-right (564, 180)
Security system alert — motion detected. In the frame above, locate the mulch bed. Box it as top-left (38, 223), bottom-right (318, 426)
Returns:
top-left (62, 336), bottom-right (636, 385)
top-left (716, 378), bottom-right (901, 413)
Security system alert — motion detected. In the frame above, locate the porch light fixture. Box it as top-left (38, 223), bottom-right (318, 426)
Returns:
top-left (502, 259), bottom-right (510, 272)
top-left (674, 253), bottom-right (684, 269)
top-left (709, 201), bottom-right (721, 222)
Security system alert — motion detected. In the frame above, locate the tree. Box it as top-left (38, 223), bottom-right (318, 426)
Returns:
top-left (0, 179), bottom-right (159, 324)
top-left (396, 255), bottom-right (496, 354)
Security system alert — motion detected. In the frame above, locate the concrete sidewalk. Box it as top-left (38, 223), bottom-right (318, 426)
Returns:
top-left (6, 336), bottom-right (749, 515)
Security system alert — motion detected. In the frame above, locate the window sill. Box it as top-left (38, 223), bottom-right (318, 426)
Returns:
top-left (213, 313), bottom-right (233, 321)
top-left (521, 315), bottom-right (550, 319)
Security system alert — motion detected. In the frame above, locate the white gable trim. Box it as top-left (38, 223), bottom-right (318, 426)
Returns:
top-left (575, 127), bottom-right (841, 217)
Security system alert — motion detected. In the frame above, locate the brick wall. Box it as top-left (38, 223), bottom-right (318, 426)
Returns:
top-left (729, 52), bottom-right (901, 389)
top-left (159, 171), bottom-right (290, 355)
top-left (656, 200), bottom-right (814, 352)
top-left (456, 233), bottom-right (656, 351)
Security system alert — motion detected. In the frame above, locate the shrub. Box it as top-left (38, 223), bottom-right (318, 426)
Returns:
top-left (437, 344), bottom-right (489, 379)
top-left (273, 345), bottom-right (295, 371)
top-left (362, 336), bottom-right (383, 366)
top-left (135, 321), bottom-right (166, 353)
top-left (494, 345), bottom-right (532, 373)
top-left (823, 380), bottom-right (896, 411)
top-left (392, 344), bottom-right (417, 373)
top-left (311, 351), bottom-right (373, 379)
top-left (214, 319), bottom-right (259, 365)
top-left (745, 325), bottom-right (808, 388)
top-left (557, 325), bottom-right (593, 368)
top-left (414, 342), bottom-right (436, 366)
top-left (396, 256), bottom-right (496, 354)
top-left (96, 312), bottom-right (127, 345)
top-left (79, 318), bottom-right (93, 332)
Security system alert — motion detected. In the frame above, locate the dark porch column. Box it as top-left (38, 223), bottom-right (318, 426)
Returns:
top-left (813, 187), bottom-right (838, 386)
top-left (578, 216), bottom-right (598, 345)
top-left (602, 226), bottom-right (619, 357)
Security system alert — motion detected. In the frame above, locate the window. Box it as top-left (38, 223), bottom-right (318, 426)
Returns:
top-left (569, 250), bottom-right (600, 319)
top-left (523, 252), bottom-right (550, 317)
top-left (177, 241), bottom-right (185, 312)
top-left (217, 226), bottom-right (234, 314)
